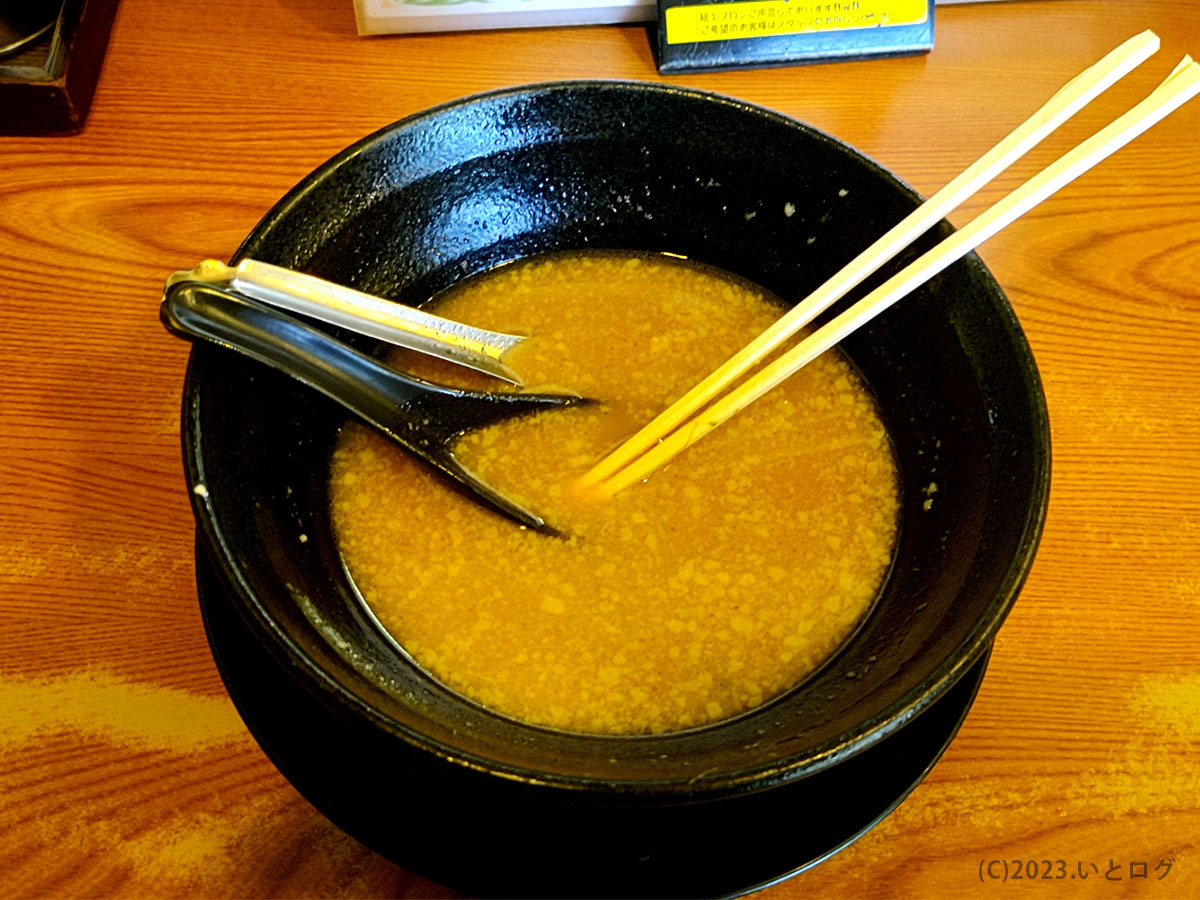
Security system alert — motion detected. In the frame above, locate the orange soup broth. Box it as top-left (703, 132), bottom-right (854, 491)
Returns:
top-left (329, 252), bottom-right (900, 735)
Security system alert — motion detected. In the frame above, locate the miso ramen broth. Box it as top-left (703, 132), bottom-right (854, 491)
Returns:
top-left (329, 251), bottom-right (900, 735)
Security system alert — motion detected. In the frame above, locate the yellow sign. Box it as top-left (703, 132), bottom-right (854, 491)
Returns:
top-left (665, 0), bottom-right (928, 45)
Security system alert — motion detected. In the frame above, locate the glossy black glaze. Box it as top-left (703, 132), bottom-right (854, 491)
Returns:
top-left (179, 81), bottom-right (1050, 882)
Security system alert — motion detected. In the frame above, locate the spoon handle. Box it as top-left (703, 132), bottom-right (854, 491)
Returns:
top-left (166, 258), bottom-right (526, 384)
top-left (162, 281), bottom-right (449, 431)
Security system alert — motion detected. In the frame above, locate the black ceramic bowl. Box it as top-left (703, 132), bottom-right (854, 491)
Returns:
top-left (180, 81), bottom-right (1049, 896)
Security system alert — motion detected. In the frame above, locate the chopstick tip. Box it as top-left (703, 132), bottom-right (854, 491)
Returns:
top-left (566, 475), bottom-right (614, 507)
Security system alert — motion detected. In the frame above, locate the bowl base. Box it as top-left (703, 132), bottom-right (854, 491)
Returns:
top-left (197, 539), bottom-right (989, 898)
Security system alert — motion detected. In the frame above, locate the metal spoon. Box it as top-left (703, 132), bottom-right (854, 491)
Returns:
top-left (161, 281), bottom-right (588, 534)
top-left (166, 259), bottom-right (527, 384)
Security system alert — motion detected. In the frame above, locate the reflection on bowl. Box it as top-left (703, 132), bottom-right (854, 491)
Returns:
top-left (177, 81), bottom-right (1050, 895)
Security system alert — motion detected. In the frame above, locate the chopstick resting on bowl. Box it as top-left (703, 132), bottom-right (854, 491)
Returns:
top-left (166, 258), bottom-right (529, 384)
top-left (581, 37), bottom-right (1200, 498)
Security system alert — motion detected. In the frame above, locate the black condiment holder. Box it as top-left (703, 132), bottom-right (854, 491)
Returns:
top-left (0, 0), bottom-right (119, 134)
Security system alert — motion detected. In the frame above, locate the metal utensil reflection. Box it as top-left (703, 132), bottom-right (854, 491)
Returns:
top-left (167, 259), bottom-right (528, 384)
top-left (161, 281), bottom-right (589, 534)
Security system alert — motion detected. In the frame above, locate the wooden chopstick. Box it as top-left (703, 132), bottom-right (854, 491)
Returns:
top-left (577, 30), bottom-right (1161, 491)
top-left (593, 53), bottom-right (1200, 497)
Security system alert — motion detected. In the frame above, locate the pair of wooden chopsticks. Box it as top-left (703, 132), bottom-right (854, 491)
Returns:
top-left (579, 31), bottom-right (1200, 498)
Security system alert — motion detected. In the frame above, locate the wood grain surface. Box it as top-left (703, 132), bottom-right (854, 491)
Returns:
top-left (2, 0), bottom-right (1198, 897)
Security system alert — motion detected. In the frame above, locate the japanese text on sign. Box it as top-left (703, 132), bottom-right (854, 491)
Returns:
top-left (665, 0), bottom-right (927, 46)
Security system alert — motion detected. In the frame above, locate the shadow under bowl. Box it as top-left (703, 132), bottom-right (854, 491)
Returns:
top-left (178, 81), bottom-right (1050, 895)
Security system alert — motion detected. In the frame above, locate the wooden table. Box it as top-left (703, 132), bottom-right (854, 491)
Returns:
top-left (2, 0), bottom-right (1198, 896)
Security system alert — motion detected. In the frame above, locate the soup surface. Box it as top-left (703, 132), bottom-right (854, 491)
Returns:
top-left (329, 251), bottom-right (899, 735)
